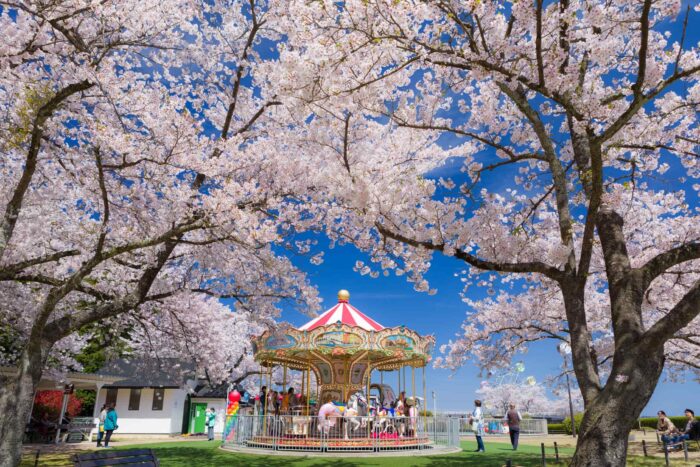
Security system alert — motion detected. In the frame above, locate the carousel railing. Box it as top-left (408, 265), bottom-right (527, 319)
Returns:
top-left (223, 414), bottom-right (461, 452)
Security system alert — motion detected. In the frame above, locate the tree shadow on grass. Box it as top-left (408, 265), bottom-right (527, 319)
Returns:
top-left (136, 445), bottom-right (389, 467)
top-left (423, 450), bottom-right (570, 467)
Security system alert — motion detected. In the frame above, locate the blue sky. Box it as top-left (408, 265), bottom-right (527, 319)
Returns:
top-left (279, 236), bottom-right (696, 417)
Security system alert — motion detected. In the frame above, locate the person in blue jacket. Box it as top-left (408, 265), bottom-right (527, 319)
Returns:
top-left (102, 404), bottom-right (118, 448)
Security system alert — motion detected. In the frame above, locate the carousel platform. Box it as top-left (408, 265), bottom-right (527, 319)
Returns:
top-left (220, 441), bottom-right (461, 457)
top-left (244, 434), bottom-right (432, 451)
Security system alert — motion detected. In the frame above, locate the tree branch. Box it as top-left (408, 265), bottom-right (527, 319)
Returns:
top-left (639, 242), bottom-right (700, 290)
top-left (375, 222), bottom-right (563, 280)
top-left (643, 279), bottom-right (700, 349)
top-left (0, 80), bottom-right (94, 260)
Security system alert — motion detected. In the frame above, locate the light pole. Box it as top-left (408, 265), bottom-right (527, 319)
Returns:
top-left (432, 390), bottom-right (437, 416)
top-left (557, 343), bottom-right (577, 437)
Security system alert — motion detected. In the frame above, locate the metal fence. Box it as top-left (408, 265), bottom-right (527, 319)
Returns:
top-left (457, 417), bottom-right (548, 436)
top-left (223, 414), bottom-right (460, 452)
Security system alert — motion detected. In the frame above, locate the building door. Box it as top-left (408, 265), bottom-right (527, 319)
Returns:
top-left (190, 402), bottom-right (208, 434)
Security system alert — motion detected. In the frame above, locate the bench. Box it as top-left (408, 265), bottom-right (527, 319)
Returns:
top-left (73, 449), bottom-right (160, 466)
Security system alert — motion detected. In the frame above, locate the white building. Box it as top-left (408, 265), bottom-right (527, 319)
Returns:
top-left (95, 359), bottom-right (248, 436)
top-left (96, 359), bottom-right (226, 435)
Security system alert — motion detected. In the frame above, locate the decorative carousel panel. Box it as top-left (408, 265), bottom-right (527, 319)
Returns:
top-left (349, 363), bottom-right (367, 385)
top-left (314, 330), bottom-right (364, 353)
top-left (381, 334), bottom-right (416, 352)
top-left (317, 362), bottom-right (333, 384)
top-left (264, 332), bottom-right (297, 350)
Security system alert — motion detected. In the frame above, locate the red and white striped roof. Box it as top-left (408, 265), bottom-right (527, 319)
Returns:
top-left (298, 290), bottom-right (384, 332)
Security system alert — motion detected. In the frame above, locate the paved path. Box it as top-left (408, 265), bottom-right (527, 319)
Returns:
top-left (22, 435), bottom-right (209, 456)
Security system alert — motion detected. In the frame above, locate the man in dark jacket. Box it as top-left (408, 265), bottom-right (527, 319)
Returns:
top-left (504, 403), bottom-right (522, 450)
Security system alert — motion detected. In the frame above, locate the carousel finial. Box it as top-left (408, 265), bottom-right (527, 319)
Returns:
top-left (337, 289), bottom-right (350, 302)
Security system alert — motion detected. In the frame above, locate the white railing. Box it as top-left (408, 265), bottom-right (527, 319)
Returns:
top-left (457, 417), bottom-right (548, 436)
top-left (223, 414), bottom-right (460, 452)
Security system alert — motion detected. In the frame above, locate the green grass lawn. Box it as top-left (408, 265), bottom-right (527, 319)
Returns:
top-left (21, 438), bottom-right (693, 466)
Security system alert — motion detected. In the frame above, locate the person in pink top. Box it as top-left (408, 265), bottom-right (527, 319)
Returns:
top-left (318, 395), bottom-right (340, 436)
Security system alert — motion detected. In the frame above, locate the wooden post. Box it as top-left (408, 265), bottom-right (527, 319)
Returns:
top-left (505, 459), bottom-right (512, 467)
top-left (540, 442), bottom-right (546, 467)
top-left (33, 449), bottom-right (40, 467)
top-left (554, 441), bottom-right (559, 461)
top-left (683, 440), bottom-right (689, 461)
top-left (642, 439), bottom-right (648, 456)
top-left (663, 442), bottom-right (670, 466)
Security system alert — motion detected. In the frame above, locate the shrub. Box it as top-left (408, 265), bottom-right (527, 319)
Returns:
top-left (562, 413), bottom-right (584, 435)
top-left (34, 391), bottom-right (82, 420)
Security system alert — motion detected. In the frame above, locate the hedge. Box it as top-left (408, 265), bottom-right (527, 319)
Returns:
top-left (638, 416), bottom-right (699, 430)
top-left (548, 415), bottom-right (698, 434)
top-left (548, 423), bottom-right (567, 433)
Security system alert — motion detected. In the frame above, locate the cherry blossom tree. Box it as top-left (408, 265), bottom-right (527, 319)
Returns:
top-left (277, 1), bottom-right (700, 465)
top-left (477, 380), bottom-right (552, 415)
top-left (0, 1), bottom-right (321, 465)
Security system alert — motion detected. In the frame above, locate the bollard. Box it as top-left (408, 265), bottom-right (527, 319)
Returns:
top-left (664, 443), bottom-right (670, 467)
top-left (683, 441), bottom-right (689, 462)
top-left (642, 439), bottom-right (648, 457)
top-left (34, 449), bottom-right (40, 467)
top-left (541, 442), bottom-right (546, 467)
top-left (506, 459), bottom-right (512, 467)
top-left (554, 441), bottom-right (559, 461)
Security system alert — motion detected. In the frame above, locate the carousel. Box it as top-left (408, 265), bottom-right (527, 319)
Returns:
top-left (232, 289), bottom-right (436, 451)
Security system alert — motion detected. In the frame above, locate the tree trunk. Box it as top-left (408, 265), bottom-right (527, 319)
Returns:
top-left (570, 345), bottom-right (665, 467)
top-left (0, 343), bottom-right (49, 467)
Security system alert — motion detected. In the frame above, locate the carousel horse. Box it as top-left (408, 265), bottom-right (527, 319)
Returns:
top-left (343, 392), bottom-right (368, 439)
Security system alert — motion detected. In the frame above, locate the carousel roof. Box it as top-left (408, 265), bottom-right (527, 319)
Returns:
top-left (298, 290), bottom-right (384, 332)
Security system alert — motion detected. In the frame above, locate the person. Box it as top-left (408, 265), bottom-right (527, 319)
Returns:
top-left (206, 407), bottom-right (216, 441)
top-left (95, 404), bottom-right (107, 447)
top-left (271, 390), bottom-right (280, 416)
top-left (318, 395), bottom-right (340, 436)
top-left (468, 399), bottom-right (485, 453)
top-left (407, 398), bottom-right (418, 438)
top-left (260, 386), bottom-right (268, 415)
top-left (282, 387), bottom-right (294, 413)
top-left (666, 409), bottom-right (698, 445)
top-left (504, 403), bottom-right (522, 450)
top-left (103, 404), bottom-right (118, 448)
top-left (657, 410), bottom-right (677, 443)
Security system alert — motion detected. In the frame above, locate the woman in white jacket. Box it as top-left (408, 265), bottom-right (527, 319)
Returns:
top-left (468, 399), bottom-right (485, 452)
top-left (95, 405), bottom-right (107, 447)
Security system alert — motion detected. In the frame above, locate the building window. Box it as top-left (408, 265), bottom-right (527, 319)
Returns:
top-left (128, 388), bottom-right (141, 411)
top-left (105, 388), bottom-right (118, 407)
top-left (152, 388), bottom-right (165, 411)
